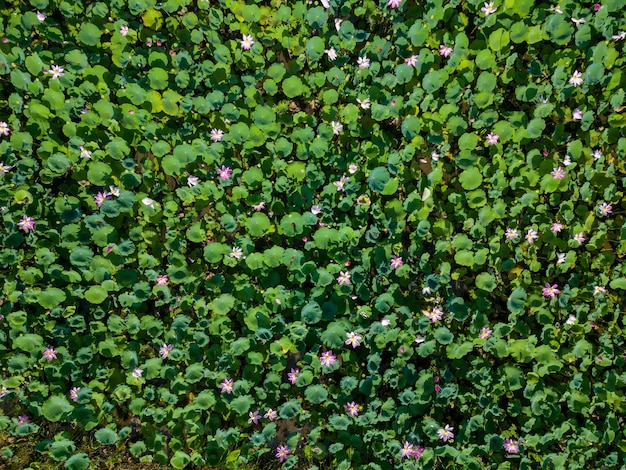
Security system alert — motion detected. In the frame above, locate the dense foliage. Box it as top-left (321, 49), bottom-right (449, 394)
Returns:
top-left (1, 0), bottom-right (626, 468)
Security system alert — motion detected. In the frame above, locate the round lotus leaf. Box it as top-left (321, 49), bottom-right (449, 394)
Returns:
top-left (477, 72), bottom-right (497, 92)
top-left (70, 247), bottom-right (94, 267)
top-left (526, 118), bottom-right (545, 138)
top-left (151, 141), bottom-right (171, 157)
top-left (87, 162), bottom-right (112, 186)
top-left (252, 105), bottom-right (276, 128)
top-left (78, 23), bottom-right (101, 46)
top-left (304, 384), bottom-right (328, 404)
top-left (395, 64), bottom-right (414, 84)
top-left (475, 49), bottom-right (496, 70)
top-left (306, 6), bottom-right (327, 28)
top-left (507, 286), bottom-right (527, 314)
top-left (84, 286), bottom-right (108, 304)
top-left (170, 451), bottom-right (191, 470)
top-left (280, 213), bottom-right (304, 236)
top-left (408, 20), bottom-right (429, 45)
top-left (423, 70), bottom-right (447, 93)
top-left (545, 15), bottom-right (574, 45)
top-left (306, 36), bottom-right (325, 61)
top-left (476, 272), bottom-right (497, 292)
top-left (64, 453), bottom-right (90, 470)
top-left (38, 287), bottom-right (66, 309)
top-left (459, 133), bottom-right (478, 150)
top-left (47, 154), bottom-right (71, 174)
top-left (49, 440), bottom-right (76, 461)
top-left (488, 29), bottom-right (510, 51)
top-left (161, 155), bottom-right (183, 176)
top-left (42, 395), bottom-right (74, 422)
top-left (459, 167), bottom-right (482, 190)
top-left (283, 75), bottom-right (305, 98)
top-left (106, 138), bottom-right (130, 160)
top-left (434, 327), bottom-right (454, 345)
top-left (368, 167), bottom-right (390, 192)
top-left (94, 428), bottom-right (118, 445)
top-left (301, 301), bottom-right (322, 324)
top-left (245, 213), bottom-right (271, 237)
top-left (185, 222), bottom-right (206, 243)
top-left (12, 334), bottom-right (43, 354)
top-left (401, 116), bottom-right (421, 140)
top-left (148, 67), bottom-right (169, 90)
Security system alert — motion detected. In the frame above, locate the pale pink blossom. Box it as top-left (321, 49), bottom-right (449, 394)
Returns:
top-left (405, 55), bottom-right (418, 67)
top-left (220, 378), bottom-right (234, 394)
top-left (264, 408), bottom-right (277, 421)
top-left (94, 191), bottom-right (110, 207)
top-left (337, 271), bottom-right (351, 285)
top-left (425, 306), bottom-right (443, 323)
top-left (159, 344), bottom-right (173, 359)
top-left (49, 64), bottom-right (64, 80)
top-left (210, 129), bottom-right (224, 142)
top-left (593, 286), bottom-right (606, 296)
top-left (345, 331), bottom-right (362, 348)
top-left (390, 256), bottom-right (403, 269)
top-left (240, 34), bottom-right (255, 50)
top-left (345, 401), bottom-right (360, 416)
top-left (574, 232), bottom-right (585, 244)
top-left (156, 275), bottom-right (168, 285)
top-left (37, 11), bottom-right (45, 21)
top-left (481, 2), bottom-right (497, 15)
top-left (18, 215), bottom-right (36, 232)
top-left (276, 445), bottom-right (290, 462)
top-left (573, 109), bottom-right (583, 120)
top-left (324, 47), bottom-right (337, 61)
top-left (387, 0), bottom-right (402, 8)
top-left (542, 283), bottom-right (560, 298)
top-left (0, 161), bottom-right (14, 173)
top-left (439, 45), bottom-right (454, 57)
top-left (43, 346), bottom-right (57, 361)
top-left (217, 165), bottom-right (232, 180)
top-left (331, 121), bottom-right (343, 135)
top-left (438, 424), bottom-right (455, 442)
top-left (598, 202), bottom-right (612, 216)
top-left (525, 228), bottom-right (539, 244)
top-left (505, 228), bottom-right (518, 241)
top-left (120, 25), bottom-right (129, 36)
top-left (132, 367), bottom-right (143, 379)
top-left (334, 175), bottom-right (349, 191)
top-left (320, 350), bottom-right (337, 367)
top-left (0, 121), bottom-right (10, 136)
top-left (70, 387), bottom-right (80, 402)
top-left (569, 70), bottom-right (583, 86)
top-left (486, 132), bottom-right (499, 145)
top-left (252, 201), bottom-right (265, 211)
top-left (503, 438), bottom-right (519, 453)
top-left (287, 368), bottom-right (299, 385)
top-left (357, 57), bottom-right (370, 69)
top-left (551, 221), bottom-right (564, 233)
top-left (551, 166), bottom-right (566, 180)
top-left (480, 327), bottom-right (492, 339)
top-left (248, 410), bottom-right (261, 424)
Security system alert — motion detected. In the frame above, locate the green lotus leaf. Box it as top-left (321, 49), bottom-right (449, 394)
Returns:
top-left (306, 6), bottom-right (327, 28)
top-left (171, 451), bottom-right (191, 470)
top-left (13, 334), bottom-right (44, 353)
top-left (328, 415), bottom-right (350, 431)
top-left (211, 294), bottom-right (235, 315)
top-left (280, 213), bottom-right (304, 236)
top-left (306, 36), bottom-right (325, 61)
top-left (245, 213), bottom-right (271, 237)
top-left (301, 301), bottom-right (322, 324)
top-left (64, 453), bottom-right (90, 470)
top-left (38, 287), bottom-right (66, 309)
top-left (475, 272), bottom-right (497, 292)
top-left (148, 68), bottom-right (169, 90)
top-left (368, 167), bottom-right (390, 192)
top-left (422, 70), bottom-right (447, 93)
top-left (229, 395), bottom-right (253, 415)
top-left (434, 327), bottom-right (454, 345)
top-left (11, 70), bottom-right (32, 90)
top-left (304, 384), bottom-right (328, 404)
top-left (49, 440), bottom-right (76, 461)
top-left (47, 154), bottom-right (71, 174)
top-left (408, 20), bottom-right (429, 46)
top-left (193, 390), bottom-right (217, 410)
top-left (87, 162), bottom-right (112, 186)
top-left (70, 247), bottom-right (94, 267)
top-left (526, 118), bottom-right (545, 138)
top-left (477, 72), bottom-right (497, 92)
top-left (488, 29), bottom-right (510, 51)
top-left (84, 286), bottom-right (108, 304)
top-left (95, 428), bottom-right (118, 445)
top-left (282, 75), bottom-right (305, 98)
top-left (459, 168), bottom-right (482, 190)
top-left (78, 23), bottom-right (101, 46)
top-left (545, 14), bottom-right (574, 45)
top-left (508, 286), bottom-right (527, 314)
top-left (186, 222), bottom-right (207, 243)
top-left (42, 396), bottom-right (74, 422)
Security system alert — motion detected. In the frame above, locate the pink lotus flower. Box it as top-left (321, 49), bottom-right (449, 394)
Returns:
top-left (505, 228), bottom-right (518, 241)
top-left (159, 344), bottom-right (173, 359)
top-left (573, 109), bottom-right (583, 120)
top-left (481, 2), bottom-right (497, 15)
top-left (248, 410), bottom-right (261, 424)
top-left (334, 175), bottom-right (349, 191)
top-left (503, 438), bottom-right (520, 453)
top-left (574, 232), bottom-right (585, 244)
top-left (405, 55), bottom-right (418, 67)
top-left (0, 161), bottom-right (14, 173)
top-left (439, 45), bottom-right (453, 57)
top-left (264, 408), bottom-right (277, 421)
top-left (156, 275), bottom-right (168, 286)
top-left (17, 415), bottom-right (30, 426)
top-left (320, 350), bottom-right (337, 367)
top-left (357, 56), bottom-right (370, 69)
top-left (551, 166), bottom-right (565, 180)
top-left (550, 221), bottom-right (564, 233)
top-left (598, 203), bottom-right (612, 216)
top-left (542, 283), bottom-right (560, 298)
top-left (70, 387), bottom-right (80, 402)
top-left (210, 128), bottom-right (224, 142)
top-left (49, 64), bottom-right (64, 80)
top-left (390, 256), bottom-right (403, 269)
top-left (438, 424), bottom-right (454, 442)
top-left (486, 132), bottom-right (499, 145)
top-left (120, 25), bottom-right (129, 36)
top-left (132, 367), bottom-right (143, 379)
top-left (569, 70), bottom-right (583, 86)
top-left (0, 121), bottom-right (10, 136)
top-left (337, 271), bottom-right (351, 285)
top-left (18, 215), bottom-right (35, 232)
top-left (275, 445), bottom-right (290, 462)
top-left (387, 0), bottom-right (402, 7)
top-left (220, 378), bottom-right (234, 394)
top-left (525, 228), bottom-right (539, 244)
top-left (43, 346), bottom-right (57, 361)
top-left (240, 34), bottom-right (255, 50)
top-left (94, 191), bottom-right (110, 207)
top-left (424, 306), bottom-right (443, 323)
top-left (345, 401), bottom-right (360, 416)
top-left (287, 368), bottom-right (299, 385)
top-left (480, 327), bottom-right (492, 339)
top-left (345, 331), bottom-right (362, 348)
top-left (217, 165), bottom-right (232, 180)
